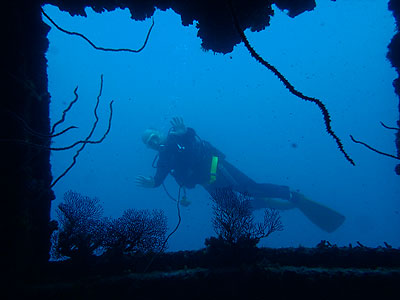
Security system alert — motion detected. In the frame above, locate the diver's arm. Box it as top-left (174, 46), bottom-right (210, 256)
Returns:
top-left (135, 166), bottom-right (169, 188)
top-left (153, 166), bottom-right (170, 187)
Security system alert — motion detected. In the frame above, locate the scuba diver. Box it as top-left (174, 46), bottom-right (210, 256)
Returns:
top-left (136, 117), bottom-right (345, 233)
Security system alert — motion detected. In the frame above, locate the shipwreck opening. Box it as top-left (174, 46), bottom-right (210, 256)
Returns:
top-left (3, 2), bottom-right (400, 289)
top-left (42, 1), bottom-right (399, 256)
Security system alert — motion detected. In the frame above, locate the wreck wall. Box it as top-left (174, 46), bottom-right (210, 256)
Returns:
top-left (3, 1), bottom-right (54, 277)
top-left (388, 0), bottom-right (400, 174)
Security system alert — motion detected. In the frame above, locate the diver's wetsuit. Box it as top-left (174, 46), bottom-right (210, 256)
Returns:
top-left (153, 127), bottom-right (291, 200)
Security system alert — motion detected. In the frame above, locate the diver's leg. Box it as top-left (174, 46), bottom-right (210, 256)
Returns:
top-left (203, 160), bottom-right (294, 208)
top-left (252, 197), bottom-right (296, 210)
top-left (214, 161), bottom-right (295, 211)
top-left (202, 161), bottom-right (345, 232)
top-left (220, 161), bottom-right (291, 199)
top-left (218, 162), bottom-right (346, 232)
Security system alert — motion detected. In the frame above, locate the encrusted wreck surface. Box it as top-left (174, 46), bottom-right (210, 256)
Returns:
top-left (45, 0), bottom-right (318, 53)
top-left (388, 0), bottom-right (400, 173)
top-left (16, 245), bottom-right (400, 299)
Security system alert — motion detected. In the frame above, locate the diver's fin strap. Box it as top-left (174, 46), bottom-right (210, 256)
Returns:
top-left (209, 156), bottom-right (219, 183)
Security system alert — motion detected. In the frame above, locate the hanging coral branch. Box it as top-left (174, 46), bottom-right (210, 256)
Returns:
top-left (1, 76), bottom-right (113, 153)
top-left (1, 108), bottom-right (77, 139)
top-left (51, 74), bottom-right (114, 187)
top-left (51, 86), bottom-right (79, 135)
top-left (49, 101), bottom-right (113, 152)
top-left (350, 121), bottom-right (400, 175)
top-left (350, 135), bottom-right (399, 160)
top-left (41, 7), bottom-right (154, 53)
top-left (1, 75), bottom-right (114, 188)
top-left (227, 1), bottom-right (355, 166)
top-left (380, 121), bottom-right (400, 131)
top-left (3, 72), bottom-right (79, 139)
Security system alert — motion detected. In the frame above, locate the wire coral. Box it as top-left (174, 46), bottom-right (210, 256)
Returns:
top-left (228, 0), bottom-right (355, 166)
top-left (41, 7), bottom-right (154, 53)
top-left (50, 74), bottom-right (114, 187)
top-left (350, 121), bottom-right (400, 174)
top-left (1, 75), bottom-right (114, 188)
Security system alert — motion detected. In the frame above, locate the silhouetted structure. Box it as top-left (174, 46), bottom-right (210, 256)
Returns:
top-left (210, 188), bottom-right (283, 246)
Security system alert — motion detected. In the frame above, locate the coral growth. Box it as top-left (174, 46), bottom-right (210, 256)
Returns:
top-left (229, 1), bottom-right (355, 166)
top-left (209, 188), bottom-right (283, 246)
top-left (51, 191), bottom-right (168, 261)
top-left (51, 190), bottom-right (107, 260)
top-left (102, 208), bottom-right (167, 255)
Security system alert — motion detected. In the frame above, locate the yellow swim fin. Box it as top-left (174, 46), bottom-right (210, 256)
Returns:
top-left (292, 192), bottom-right (345, 233)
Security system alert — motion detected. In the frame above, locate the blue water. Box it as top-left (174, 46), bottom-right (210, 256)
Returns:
top-left (43, 1), bottom-right (399, 252)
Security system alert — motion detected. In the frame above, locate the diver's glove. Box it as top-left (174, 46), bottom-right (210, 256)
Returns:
top-left (135, 175), bottom-right (155, 188)
top-left (170, 117), bottom-right (187, 136)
